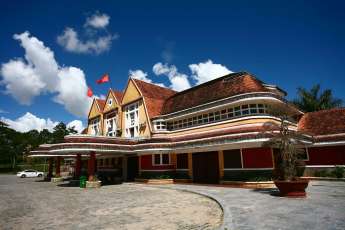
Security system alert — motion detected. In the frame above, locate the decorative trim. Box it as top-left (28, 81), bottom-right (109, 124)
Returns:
top-left (140, 169), bottom-right (175, 172)
top-left (224, 168), bottom-right (273, 170)
top-left (305, 165), bottom-right (344, 168)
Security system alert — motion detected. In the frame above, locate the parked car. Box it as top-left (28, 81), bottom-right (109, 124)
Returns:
top-left (17, 170), bottom-right (44, 178)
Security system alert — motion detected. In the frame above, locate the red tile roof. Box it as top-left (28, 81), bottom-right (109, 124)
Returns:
top-left (132, 78), bottom-right (176, 100)
top-left (111, 89), bottom-right (123, 104)
top-left (161, 72), bottom-right (273, 115)
top-left (96, 99), bottom-right (106, 112)
top-left (298, 108), bottom-right (345, 136)
top-left (132, 78), bottom-right (176, 117)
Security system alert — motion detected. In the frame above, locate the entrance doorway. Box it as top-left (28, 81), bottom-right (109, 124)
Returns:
top-left (127, 156), bottom-right (139, 181)
top-left (192, 151), bottom-right (219, 184)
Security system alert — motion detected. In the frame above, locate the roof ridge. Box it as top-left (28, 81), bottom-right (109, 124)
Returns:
top-left (166, 71), bottom-right (250, 98)
top-left (131, 78), bottom-right (177, 93)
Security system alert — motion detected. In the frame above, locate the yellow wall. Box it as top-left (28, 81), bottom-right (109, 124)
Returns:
top-left (122, 80), bottom-right (141, 105)
top-left (87, 99), bottom-right (104, 135)
top-left (103, 91), bottom-right (122, 135)
top-left (88, 100), bottom-right (101, 119)
top-left (120, 79), bottom-right (151, 138)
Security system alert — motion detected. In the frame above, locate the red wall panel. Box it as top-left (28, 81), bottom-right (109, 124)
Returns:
top-left (140, 155), bottom-right (175, 170)
top-left (306, 146), bottom-right (345, 165)
top-left (242, 147), bottom-right (273, 168)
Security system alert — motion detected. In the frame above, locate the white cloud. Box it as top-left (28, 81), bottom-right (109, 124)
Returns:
top-left (67, 120), bottom-right (84, 133)
top-left (85, 12), bottom-right (110, 29)
top-left (1, 112), bottom-right (84, 133)
top-left (129, 69), bottom-right (165, 87)
top-left (189, 60), bottom-right (232, 85)
top-left (152, 63), bottom-right (191, 91)
top-left (1, 112), bottom-right (58, 132)
top-left (57, 27), bottom-right (117, 55)
top-left (0, 31), bottom-right (94, 117)
top-left (54, 67), bottom-right (93, 117)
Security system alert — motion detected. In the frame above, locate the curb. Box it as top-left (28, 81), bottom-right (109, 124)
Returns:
top-left (146, 184), bottom-right (233, 230)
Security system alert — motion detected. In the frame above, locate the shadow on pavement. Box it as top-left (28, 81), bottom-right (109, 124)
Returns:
top-left (251, 188), bottom-right (281, 197)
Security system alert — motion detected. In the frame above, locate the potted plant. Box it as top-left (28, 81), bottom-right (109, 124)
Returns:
top-left (263, 106), bottom-right (313, 197)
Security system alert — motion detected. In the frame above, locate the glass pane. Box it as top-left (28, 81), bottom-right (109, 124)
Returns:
top-left (154, 154), bottom-right (161, 165)
top-left (162, 154), bottom-right (169, 164)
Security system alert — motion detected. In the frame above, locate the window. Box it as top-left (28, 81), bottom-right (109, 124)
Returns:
top-left (105, 112), bottom-right (117, 136)
top-left (154, 121), bottom-right (167, 131)
top-left (166, 103), bottom-right (269, 131)
top-left (153, 154), bottom-right (170, 165)
top-left (125, 102), bottom-right (139, 138)
top-left (241, 105), bottom-right (249, 115)
top-left (234, 106), bottom-right (241, 116)
top-left (297, 148), bottom-right (309, 161)
top-left (223, 149), bottom-right (242, 168)
top-left (90, 117), bottom-right (100, 135)
top-left (107, 98), bottom-right (113, 106)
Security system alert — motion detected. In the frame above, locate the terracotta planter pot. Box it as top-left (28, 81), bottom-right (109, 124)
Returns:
top-left (274, 179), bottom-right (309, 197)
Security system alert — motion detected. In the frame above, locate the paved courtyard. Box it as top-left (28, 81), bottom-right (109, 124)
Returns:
top-left (0, 175), bottom-right (344, 230)
top-left (161, 181), bottom-right (345, 230)
top-left (0, 175), bottom-right (222, 230)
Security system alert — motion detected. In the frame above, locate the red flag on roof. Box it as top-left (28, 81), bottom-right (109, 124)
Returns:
top-left (87, 87), bottom-right (93, 97)
top-left (96, 74), bottom-right (109, 84)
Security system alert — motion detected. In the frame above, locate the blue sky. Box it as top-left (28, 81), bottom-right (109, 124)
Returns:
top-left (1, 0), bottom-right (344, 132)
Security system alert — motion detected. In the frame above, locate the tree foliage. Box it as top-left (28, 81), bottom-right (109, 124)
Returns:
top-left (293, 84), bottom-right (343, 112)
top-left (262, 105), bottom-right (313, 181)
top-left (0, 121), bottom-right (77, 168)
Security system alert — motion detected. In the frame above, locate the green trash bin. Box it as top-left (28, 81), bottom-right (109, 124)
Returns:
top-left (79, 176), bottom-right (87, 188)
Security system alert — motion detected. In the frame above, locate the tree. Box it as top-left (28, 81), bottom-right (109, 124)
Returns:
top-left (262, 105), bottom-right (313, 181)
top-left (51, 122), bottom-right (77, 143)
top-left (293, 84), bottom-right (343, 112)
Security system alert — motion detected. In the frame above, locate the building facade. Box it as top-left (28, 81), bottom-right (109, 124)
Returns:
top-left (30, 72), bottom-right (345, 183)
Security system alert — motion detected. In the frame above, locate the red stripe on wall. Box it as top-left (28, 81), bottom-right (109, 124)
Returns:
top-left (140, 155), bottom-right (175, 170)
top-left (306, 146), bottom-right (345, 165)
top-left (242, 147), bottom-right (273, 168)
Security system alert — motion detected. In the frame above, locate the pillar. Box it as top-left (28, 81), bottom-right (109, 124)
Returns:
top-left (188, 153), bottom-right (193, 179)
top-left (122, 156), bottom-right (127, 181)
top-left (218, 150), bottom-right (224, 179)
top-left (88, 152), bottom-right (96, 181)
top-left (75, 154), bottom-right (81, 179)
top-left (55, 156), bottom-right (61, 177)
top-left (47, 158), bottom-right (53, 178)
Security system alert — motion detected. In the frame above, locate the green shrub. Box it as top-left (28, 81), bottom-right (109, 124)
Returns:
top-left (331, 166), bottom-right (344, 178)
top-left (314, 170), bottom-right (330, 177)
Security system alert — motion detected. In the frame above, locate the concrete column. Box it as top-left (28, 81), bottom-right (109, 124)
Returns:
top-left (122, 156), bottom-right (127, 181)
top-left (88, 152), bottom-right (96, 181)
top-left (188, 153), bottom-right (193, 179)
top-left (75, 154), bottom-right (81, 179)
top-left (47, 158), bottom-right (53, 178)
top-left (55, 156), bottom-right (61, 177)
top-left (218, 150), bottom-right (224, 179)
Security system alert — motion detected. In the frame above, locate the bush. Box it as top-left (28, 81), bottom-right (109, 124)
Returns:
top-left (314, 170), bottom-right (331, 177)
top-left (331, 166), bottom-right (344, 178)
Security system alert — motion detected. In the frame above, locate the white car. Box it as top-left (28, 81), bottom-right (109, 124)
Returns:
top-left (17, 170), bottom-right (44, 178)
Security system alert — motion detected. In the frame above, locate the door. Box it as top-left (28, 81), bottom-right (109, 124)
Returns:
top-left (127, 156), bottom-right (139, 181)
top-left (192, 151), bottom-right (219, 184)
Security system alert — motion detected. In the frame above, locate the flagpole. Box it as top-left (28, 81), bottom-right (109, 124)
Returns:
top-left (107, 73), bottom-right (113, 90)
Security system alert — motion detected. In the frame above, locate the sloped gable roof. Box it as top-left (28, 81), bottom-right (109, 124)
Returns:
top-left (96, 99), bottom-right (106, 112)
top-left (161, 72), bottom-right (273, 114)
top-left (132, 78), bottom-right (176, 118)
top-left (298, 108), bottom-right (345, 136)
top-left (111, 89), bottom-right (123, 104)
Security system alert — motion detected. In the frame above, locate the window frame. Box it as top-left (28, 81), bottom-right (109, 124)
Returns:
top-left (152, 153), bottom-right (171, 166)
